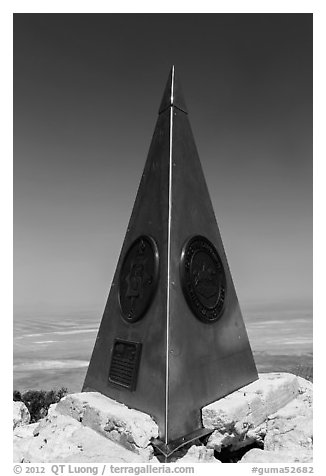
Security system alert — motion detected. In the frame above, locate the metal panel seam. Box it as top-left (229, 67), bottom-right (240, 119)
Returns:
top-left (165, 66), bottom-right (174, 444)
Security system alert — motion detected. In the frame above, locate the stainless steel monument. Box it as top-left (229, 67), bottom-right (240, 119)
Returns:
top-left (83, 67), bottom-right (258, 457)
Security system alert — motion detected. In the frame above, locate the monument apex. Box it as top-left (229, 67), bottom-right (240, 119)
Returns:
top-left (159, 65), bottom-right (188, 114)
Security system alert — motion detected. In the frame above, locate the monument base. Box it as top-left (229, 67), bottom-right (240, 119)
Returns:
top-left (13, 373), bottom-right (312, 463)
top-left (152, 428), bottom-right (213, 458)
top-left (57, 372), bottom-right (301, 458)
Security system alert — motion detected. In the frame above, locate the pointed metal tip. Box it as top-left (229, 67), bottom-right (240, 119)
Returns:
top-left (158, 67), bottom-right (188, 114)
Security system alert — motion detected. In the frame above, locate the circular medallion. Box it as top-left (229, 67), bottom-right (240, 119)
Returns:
top-left (119, 235), bottom-right (159, 323)
top-left (180, 235), bottom-right (227, 323)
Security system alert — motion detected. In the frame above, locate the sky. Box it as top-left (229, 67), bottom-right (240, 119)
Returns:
top-left (13, 13), bottom-right (312, 317)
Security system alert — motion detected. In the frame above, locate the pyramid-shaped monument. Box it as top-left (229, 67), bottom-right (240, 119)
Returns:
top-left (83, 67), bottom-right (258, 456)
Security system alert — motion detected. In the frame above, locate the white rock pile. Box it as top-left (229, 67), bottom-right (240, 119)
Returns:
top-left (13, 401), bottom-right (30, 430)
top-left (13, 372), bottom-right (312, 463)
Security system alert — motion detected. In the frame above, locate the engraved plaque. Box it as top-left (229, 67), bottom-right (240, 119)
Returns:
top-left (180, 236), bottom-right (227, 323)
top-left (108, 339), bottom-right (142, 390)
top-left (119, 235), bottom-right (159, 323)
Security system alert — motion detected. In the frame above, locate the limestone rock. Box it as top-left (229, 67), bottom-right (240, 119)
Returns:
top-left (13, 374), bottom-right (312, 463)
top-left (13, 402), bottom-right (30, 429)
top-left (296, 376), bottom-right (313, 408)
top-left (176, 445), bottom-right (220, 463)
top-left (14, 422), bottom-right (39, 439)
top-left (203, 373), bottom-right (298, 452)
top-left (168, 441), bottom-right (221, 463)
top-left (238, 376), bottom-right (313, 462)
top-left (207, 424), bottom-right (267, 452)
top-left (265, 415), bottom-right (312, 453)
top-left (203, 372), bottom-right (299, 430)
top-left (13, 422), bottom-right (39, 462)
top-left (13, 412), bottom-right (153, 463)
top-left (264, 378), bottom-right (312, 453)
top-left (47, 403), bottom-right (58, 417)
top-left (55, 392), bottom-right (158, 455)
top-left (239, 448), bottom-right (313, 463)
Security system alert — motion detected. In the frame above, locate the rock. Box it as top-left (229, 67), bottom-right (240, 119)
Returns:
top-left (14, 422), bottom-right (39, 439)
top-left (202, 372), bottom-right (299, 452)
top-left (13, 411), bottom-right (154, 463)
top-left (264, 387), bottom-right (312, 453)
top-left (175, 444), bottom-right (220, 463)
top-left (265, 414), bottom-right (312, 453)
top-left (239, 448), bottom-right (313, 463)
top-left (55, 392), bottom-right (158, 455)
top-left (238, 376), bottom-right (312, 463)
top-left (13, 402), bottom-right (30, 429)
top-left (14, 423), bottom-right (41, 463)
top-left (47, 403), bottom-right (58, 417)
top-left (13, 374), bottom-right (313, 463)
top-left (207, 424), bottom-right (267, 452)
top-left (263, 376), bottom-right (312, 453)
top-left (296, 376), bottom-right (313, 407)
top-left (203, 372), bottom-right (299, 429)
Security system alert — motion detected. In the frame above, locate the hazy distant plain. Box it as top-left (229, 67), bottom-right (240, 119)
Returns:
top-left (13, 301), bottom-right (312, 393)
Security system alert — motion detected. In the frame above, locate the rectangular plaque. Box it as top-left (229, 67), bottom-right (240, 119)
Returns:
top-left (108, 339), bottom-right (142, 391)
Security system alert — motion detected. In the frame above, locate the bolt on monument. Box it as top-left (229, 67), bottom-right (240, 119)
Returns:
top-left (83, 66), bottom-right (258, 457)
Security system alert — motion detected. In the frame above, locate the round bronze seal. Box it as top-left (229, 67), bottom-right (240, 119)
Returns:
top-left (180, 235), bottom-right (227, 323)
top-left (119, 235), bottom-right (159, 323)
